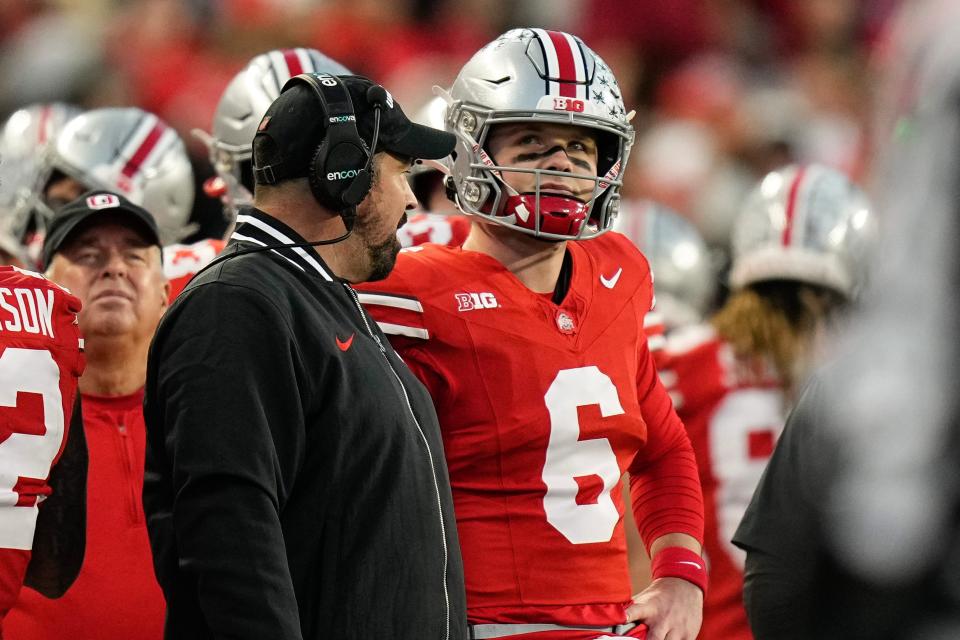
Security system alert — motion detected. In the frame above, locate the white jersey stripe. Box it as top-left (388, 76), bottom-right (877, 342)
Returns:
top-left (235, 214), bottom-right (332, 280)
top-left (376, 321), bottom-right (429, 340)
top-left (647, 333), bottom-right (666, 352)
top-left (230, 232), bottom-right (306, 273)
top-left (357, 292), bottom-right (424, 313)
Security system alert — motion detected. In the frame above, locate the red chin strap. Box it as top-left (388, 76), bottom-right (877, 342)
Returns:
top-left (500, 193), bottom-right (591, 236)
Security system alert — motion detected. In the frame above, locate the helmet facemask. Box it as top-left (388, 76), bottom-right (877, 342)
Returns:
top-left (448, 105), bottom-right (631, 241)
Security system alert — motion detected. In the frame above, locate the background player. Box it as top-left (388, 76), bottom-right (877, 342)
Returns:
top-left (398, 95), bottom-right (471, 248)
top-left (359, 28), bottom-right (706, 640)
top-left (613, 200), bottom-right (717, 593)
top-left (0, 266), bottom-right (84, 632)
top-left (170, 47), bottom-right (352, 300)
top-left (656, 163), bottom-right (875, 639)
top-left (0, 103), bottom-right (82, 268)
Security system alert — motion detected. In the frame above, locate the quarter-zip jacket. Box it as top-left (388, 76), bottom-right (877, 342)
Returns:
top-left (6, 391), bottom-right (166, 640)
top-left (143, 207), bottom-right (467, 640)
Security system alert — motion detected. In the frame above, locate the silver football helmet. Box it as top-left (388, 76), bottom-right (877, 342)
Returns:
top-left (0, 103), bottom-right (82, 256)
top-left (729, 163), bottom-right (876, 299)
top-left (199, 48), bottom-right (351, 219)
top-left (615, 200), bottom-right (716, 329)
top-left (41, 107), bottom-right (194, 244)
top-left (445, 28), bottom-right (635, 240)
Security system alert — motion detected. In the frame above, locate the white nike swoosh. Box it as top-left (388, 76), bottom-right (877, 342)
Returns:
top-left (677, 560), bottom-right (703, 569)
top-left (600, 267), bottom-right (622, 289)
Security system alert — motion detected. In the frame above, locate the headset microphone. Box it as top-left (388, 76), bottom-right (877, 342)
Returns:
top-left (341, 86), bottom-right (386, 206)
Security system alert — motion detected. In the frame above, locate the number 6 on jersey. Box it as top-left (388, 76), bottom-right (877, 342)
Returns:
top-left (543, 366), bottom-right (624, 544)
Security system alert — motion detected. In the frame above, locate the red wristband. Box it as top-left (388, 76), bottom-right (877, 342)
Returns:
top-left (651, 546), bottom-right (708, 596)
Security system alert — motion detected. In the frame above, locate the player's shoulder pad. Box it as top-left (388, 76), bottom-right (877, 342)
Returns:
top-left (0, 265), bottom-right (78, 299)
top-left (578, 230), bottom-right (653, 278)
top-left (664, 322), bottom-right (718, 357)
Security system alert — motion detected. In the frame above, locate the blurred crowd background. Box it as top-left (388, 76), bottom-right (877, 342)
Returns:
top-left (0, 0), bottom-right (901, 258)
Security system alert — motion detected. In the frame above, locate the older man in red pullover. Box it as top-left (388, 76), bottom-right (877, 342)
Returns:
top-left (5, 191), bottom-right (169, 639)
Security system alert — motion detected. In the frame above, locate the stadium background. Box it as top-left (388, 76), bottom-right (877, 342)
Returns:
top-left (0, 0), bottom-right (899, 247)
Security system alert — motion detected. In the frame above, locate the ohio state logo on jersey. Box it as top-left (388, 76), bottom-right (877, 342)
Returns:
top-left (455, 292), bottom-right (499, 311)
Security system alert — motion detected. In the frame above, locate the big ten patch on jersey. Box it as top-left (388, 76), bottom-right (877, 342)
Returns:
top-left (163, 239), bottom-right (226, 302)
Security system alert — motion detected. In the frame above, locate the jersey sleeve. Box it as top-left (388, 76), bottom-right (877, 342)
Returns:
top-left (355, 255), bottom-right (444, 397)
top-left (0, 266), bottom-right (84, 624)
top-left (627, 268), bottom-right (705, 552)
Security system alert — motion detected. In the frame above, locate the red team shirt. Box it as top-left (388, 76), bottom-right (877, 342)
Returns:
top-left (358, 232), bottom-right (703, 635)
top-left (654, 325), bottom-right (785, 640)
top-left (0, 267), bottom-right (84, 629)
top-left (5, 390), bottom-right (165, 640)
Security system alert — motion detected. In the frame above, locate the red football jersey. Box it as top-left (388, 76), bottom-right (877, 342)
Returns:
top-left (0, 266), bottom-right (84, 625)
top-left (657, 325), bottom-right (785, 640)
top-left (397, 212), bottom-right (471, 248)
top-left (162, 238), bottom-right (226, 302)
top-left (357, 232), bottom-right (703, 627)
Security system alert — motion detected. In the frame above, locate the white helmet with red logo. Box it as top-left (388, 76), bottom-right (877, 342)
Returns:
top-left (729, 163), bottom-right (876, 298)
top-left (615, 200), bottom-right (716, 328)
top-left (41, 107), bottom-right (194, 244)
top-left (199, 48), bottom-right (351, 219)
top-left (0, 103), bottom-right (82, 250)
top-left (445, 28), bottom-right (635, 240)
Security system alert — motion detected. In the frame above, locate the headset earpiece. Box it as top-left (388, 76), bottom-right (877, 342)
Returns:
top-left (281, 73), bottom-right (381, 212)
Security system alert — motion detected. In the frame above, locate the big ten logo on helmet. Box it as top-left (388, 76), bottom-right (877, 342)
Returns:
top-left (552, 97), bottom-right (584, 113)
top-left (455, 292), bottom-right (499, 311)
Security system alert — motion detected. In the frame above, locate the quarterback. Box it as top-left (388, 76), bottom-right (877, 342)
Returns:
top-left (359, 29), bottom-right (705, 640)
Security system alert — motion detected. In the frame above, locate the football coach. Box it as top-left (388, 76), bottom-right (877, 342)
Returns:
top-left (142, 73), bottom-right (467, 640)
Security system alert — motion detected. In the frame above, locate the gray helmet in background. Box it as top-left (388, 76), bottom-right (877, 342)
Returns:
top-left (444, 28), bottom-right (635, 241)
top-left (615, 200), bottom-right (716, 330)
top-left (729, 163), bottom-right (876, 300)
top-left (199, 48), bottom-right (351, 219)
top-left (0, 102), bottom-right (82, 260)
top-left (41, 107), bottom-right (195, 245)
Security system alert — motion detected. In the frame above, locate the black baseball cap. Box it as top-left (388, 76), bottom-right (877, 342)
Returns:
top-left (42, 190), bottom-right (161, 268)
top-left (253, 74), bottom-right (456, 184)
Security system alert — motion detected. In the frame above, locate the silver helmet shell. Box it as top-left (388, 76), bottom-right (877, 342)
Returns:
top-left (445, 28), bottom-right (635, 240)
top-left (43, 107), bottom-right (194, 244)
top-left (615, 200), bottom-right (716, 329)
top-left (0, 103), bottom-right (82, 244)
top-left (729, 163), bottom-right (876, 299)
top-left (204, 48), bottom-right (351, 216)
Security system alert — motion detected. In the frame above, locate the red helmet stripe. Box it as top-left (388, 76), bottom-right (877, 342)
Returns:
top-left (282, 49), bottom-right (304, 77)
top-left (782, 165), bottom-right (808, 246)
top-left (546, 30), bottom-right (578, 98)
top-left (37, 104), bottom-right (52, 144)
top-left (122, 121), bottom-right (165, 179)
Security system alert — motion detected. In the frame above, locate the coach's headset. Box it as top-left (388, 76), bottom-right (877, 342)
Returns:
top-left (254, 72), bottom-right (390, 218)
top-left (193, 74), bottom-right (391, 277)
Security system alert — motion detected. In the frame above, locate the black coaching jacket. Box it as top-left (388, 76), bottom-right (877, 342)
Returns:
top-left (143, 207), bottom-right (467, 640)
